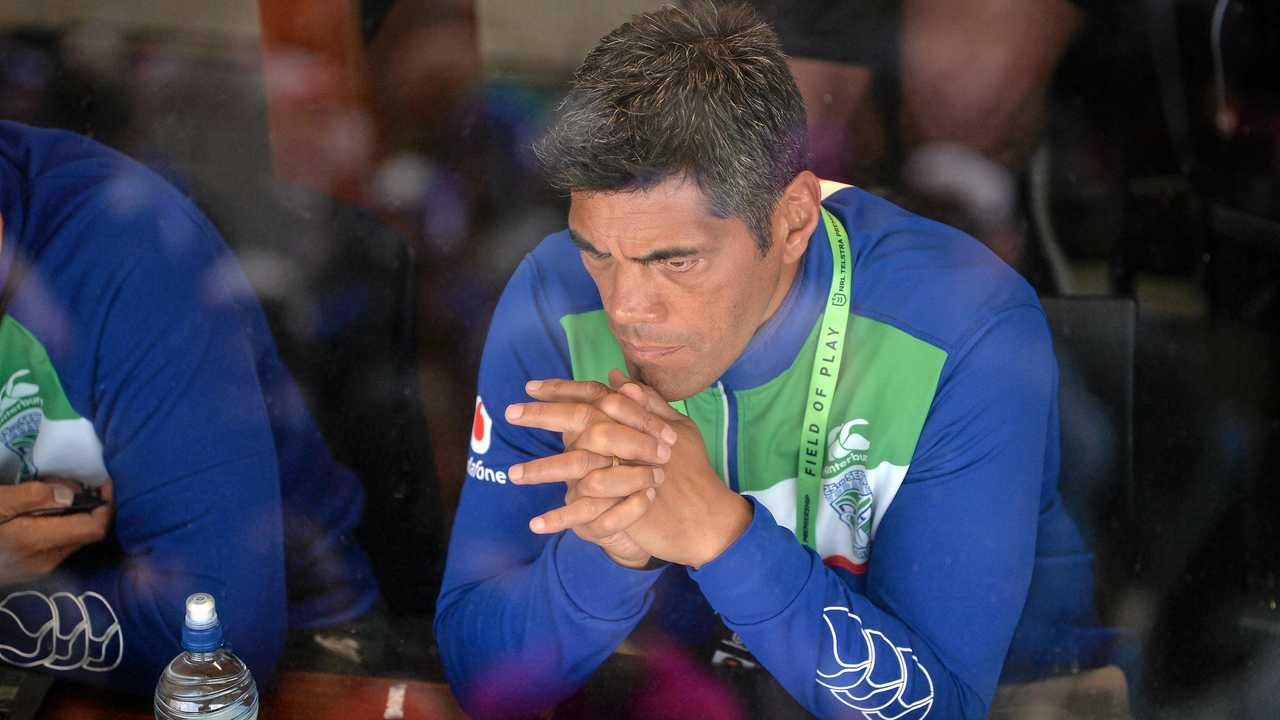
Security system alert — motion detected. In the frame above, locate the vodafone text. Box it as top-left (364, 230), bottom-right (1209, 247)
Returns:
top-left (467, 456), bottom-right (507, 484)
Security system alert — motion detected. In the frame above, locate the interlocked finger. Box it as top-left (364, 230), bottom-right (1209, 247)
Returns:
top-left (524, 378), bottom-right (678, 444)
top-left (525, 379), bottom-right (610, 404)
top-left (572, 464), bottom-right (664, 500)
top-left (596, 391), bottom-right (678, 444)
top-left (576, 488), bottom-right (656, 541)
top-left (505, 400), bottom-right (604, 439)
top-left (529, 495), bottom-right (622, 535)
top-left (573, 421), bottom-right (671, 465)
top-left (509, 450), bottom-right (613, 485)
top-left (608, 368), bottom-right (684, 422)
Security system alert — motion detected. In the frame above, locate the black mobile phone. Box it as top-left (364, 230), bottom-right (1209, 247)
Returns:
top-left (23, 487), bottom-right (107, 517)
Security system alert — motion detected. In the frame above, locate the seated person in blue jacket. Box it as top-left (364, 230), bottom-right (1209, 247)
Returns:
top-left (435, 2), bottom-right (1116, 719)
top-left (0, 120), bottom-right (377, 693)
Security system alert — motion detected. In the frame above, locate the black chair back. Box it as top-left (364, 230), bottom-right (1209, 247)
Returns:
top-left (1042, 295), bottom-right (1137, 613)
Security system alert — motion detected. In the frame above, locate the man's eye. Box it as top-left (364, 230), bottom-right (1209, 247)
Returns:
top-left (664, 258), bottom-right (696, 272)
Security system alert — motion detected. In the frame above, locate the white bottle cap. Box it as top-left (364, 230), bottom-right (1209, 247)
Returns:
top-left (185, 593), bottom-right (218, 629)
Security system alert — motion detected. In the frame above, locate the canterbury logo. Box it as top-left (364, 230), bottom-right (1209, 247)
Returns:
top-left (827, 419), bottom-right (870, 464)
top-left (0, 590), bottom-right (123, 672)
top-left (0, 369), bottom-right (39, 415)
top-left (816, 606), bottom-right (934, 719)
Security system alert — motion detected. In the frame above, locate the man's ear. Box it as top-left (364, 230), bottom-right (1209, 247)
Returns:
top-left (773, 171), bottom-right (821, 264)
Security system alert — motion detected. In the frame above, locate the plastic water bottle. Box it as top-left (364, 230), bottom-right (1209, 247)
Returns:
top-left (154, 593), bottom-right (259, 720)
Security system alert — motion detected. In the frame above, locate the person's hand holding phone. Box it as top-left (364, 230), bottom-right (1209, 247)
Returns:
top-left (0, 479), bottom-right (113, 586)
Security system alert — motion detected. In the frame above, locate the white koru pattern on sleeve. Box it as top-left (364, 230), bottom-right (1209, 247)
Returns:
top-left (816, 606), bottom-right (934, 719)
top-left (0, 590), bottom-right (123, 671)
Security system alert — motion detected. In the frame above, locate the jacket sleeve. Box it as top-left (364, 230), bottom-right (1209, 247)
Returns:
top-left (690, 305), bottom-right (1055, 718)
top-left (434, 252), bottom-right (666, 719)
top-left (0, 196), bottom-right (287, 694)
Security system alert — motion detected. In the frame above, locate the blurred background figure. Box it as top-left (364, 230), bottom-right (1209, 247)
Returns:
top-left (743, 0), bottom-right (1086, 287)
top-left (0, 119), bottom-right (378, 694)
top-left (0, 1), bottom-right (451, 680)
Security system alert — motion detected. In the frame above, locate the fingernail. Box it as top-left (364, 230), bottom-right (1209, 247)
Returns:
top-left (526, 380), bottom-right (542, 392)
top-left (53, 485), bottom-right (74, 506)
top-left (506, 405), bottom-right (524, 420)
top-left (645, 488), bottom-right (657, 501)
top-left (660, 426), bottom-right (678, 444)
top-left (657, 443), bottom-right (671, 462)
top-left (529, 517), bottom-right (545, 532)
top-left (652, 467), bottom-right (664, 485)
top-left (509, 464), bottom-right (524, 481)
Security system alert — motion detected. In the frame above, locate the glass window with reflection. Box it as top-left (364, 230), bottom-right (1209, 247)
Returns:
top-left (1, 1), bottom-right (1277, 719)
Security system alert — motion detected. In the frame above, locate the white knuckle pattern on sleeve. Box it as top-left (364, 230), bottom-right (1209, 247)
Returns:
top-left (817, 606), bottom-right (934, 720)
top-left (0, 590), bottom-right (123, 671)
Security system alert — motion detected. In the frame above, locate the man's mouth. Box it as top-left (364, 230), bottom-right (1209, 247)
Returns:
top-left (618, 337), bottom-right (684, 361)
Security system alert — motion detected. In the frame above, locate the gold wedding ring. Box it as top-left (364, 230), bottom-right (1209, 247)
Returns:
top-left (611, 455), bottom-right (620, 468)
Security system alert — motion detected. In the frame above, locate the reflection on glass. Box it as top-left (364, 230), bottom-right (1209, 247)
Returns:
top-left (0, 1), bottom-right (1276, 718)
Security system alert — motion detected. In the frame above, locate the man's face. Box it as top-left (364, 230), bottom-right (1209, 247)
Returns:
top-left (568, 176), bottom-right (796, 400)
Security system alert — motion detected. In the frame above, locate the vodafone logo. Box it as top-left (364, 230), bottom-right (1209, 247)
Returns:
top-left (471, 395), bottom-right (492, 454)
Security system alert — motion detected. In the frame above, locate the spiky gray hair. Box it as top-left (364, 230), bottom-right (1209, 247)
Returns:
top-left (534, 1), bottom-right (807, 253)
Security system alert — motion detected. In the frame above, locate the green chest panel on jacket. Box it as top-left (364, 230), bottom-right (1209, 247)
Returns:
top-left (559, 307), bottom-right (946, 566)
top-left (0, 316), bottom-right (109, 487)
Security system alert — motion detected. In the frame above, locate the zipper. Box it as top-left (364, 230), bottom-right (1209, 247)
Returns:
top-left (717, 381), bottom-right (739, 492)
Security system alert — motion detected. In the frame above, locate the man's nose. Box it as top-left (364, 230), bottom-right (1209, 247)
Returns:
top-left (607, 265), bottom-right (665, 326)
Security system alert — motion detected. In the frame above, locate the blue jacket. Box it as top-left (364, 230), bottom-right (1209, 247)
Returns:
top-left (0, 122), bottom-right (377, 693)
top-left (437, 185), bottom-right (1111, 718)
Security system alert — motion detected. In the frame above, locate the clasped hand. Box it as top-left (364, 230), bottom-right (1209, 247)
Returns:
top-left (505, 370), bottom-right (750, 569)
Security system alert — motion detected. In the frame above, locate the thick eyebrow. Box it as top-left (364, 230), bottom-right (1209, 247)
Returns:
top-left (633, 246), bottom-right (699, 264)
top-left (568, 228), bottom-right (607, 258)
top-left (568, 228), bottom-right (700, 264)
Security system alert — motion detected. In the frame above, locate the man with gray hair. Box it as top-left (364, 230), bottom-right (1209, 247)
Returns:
top-left (436, 3), bottom-right (1113, 717)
